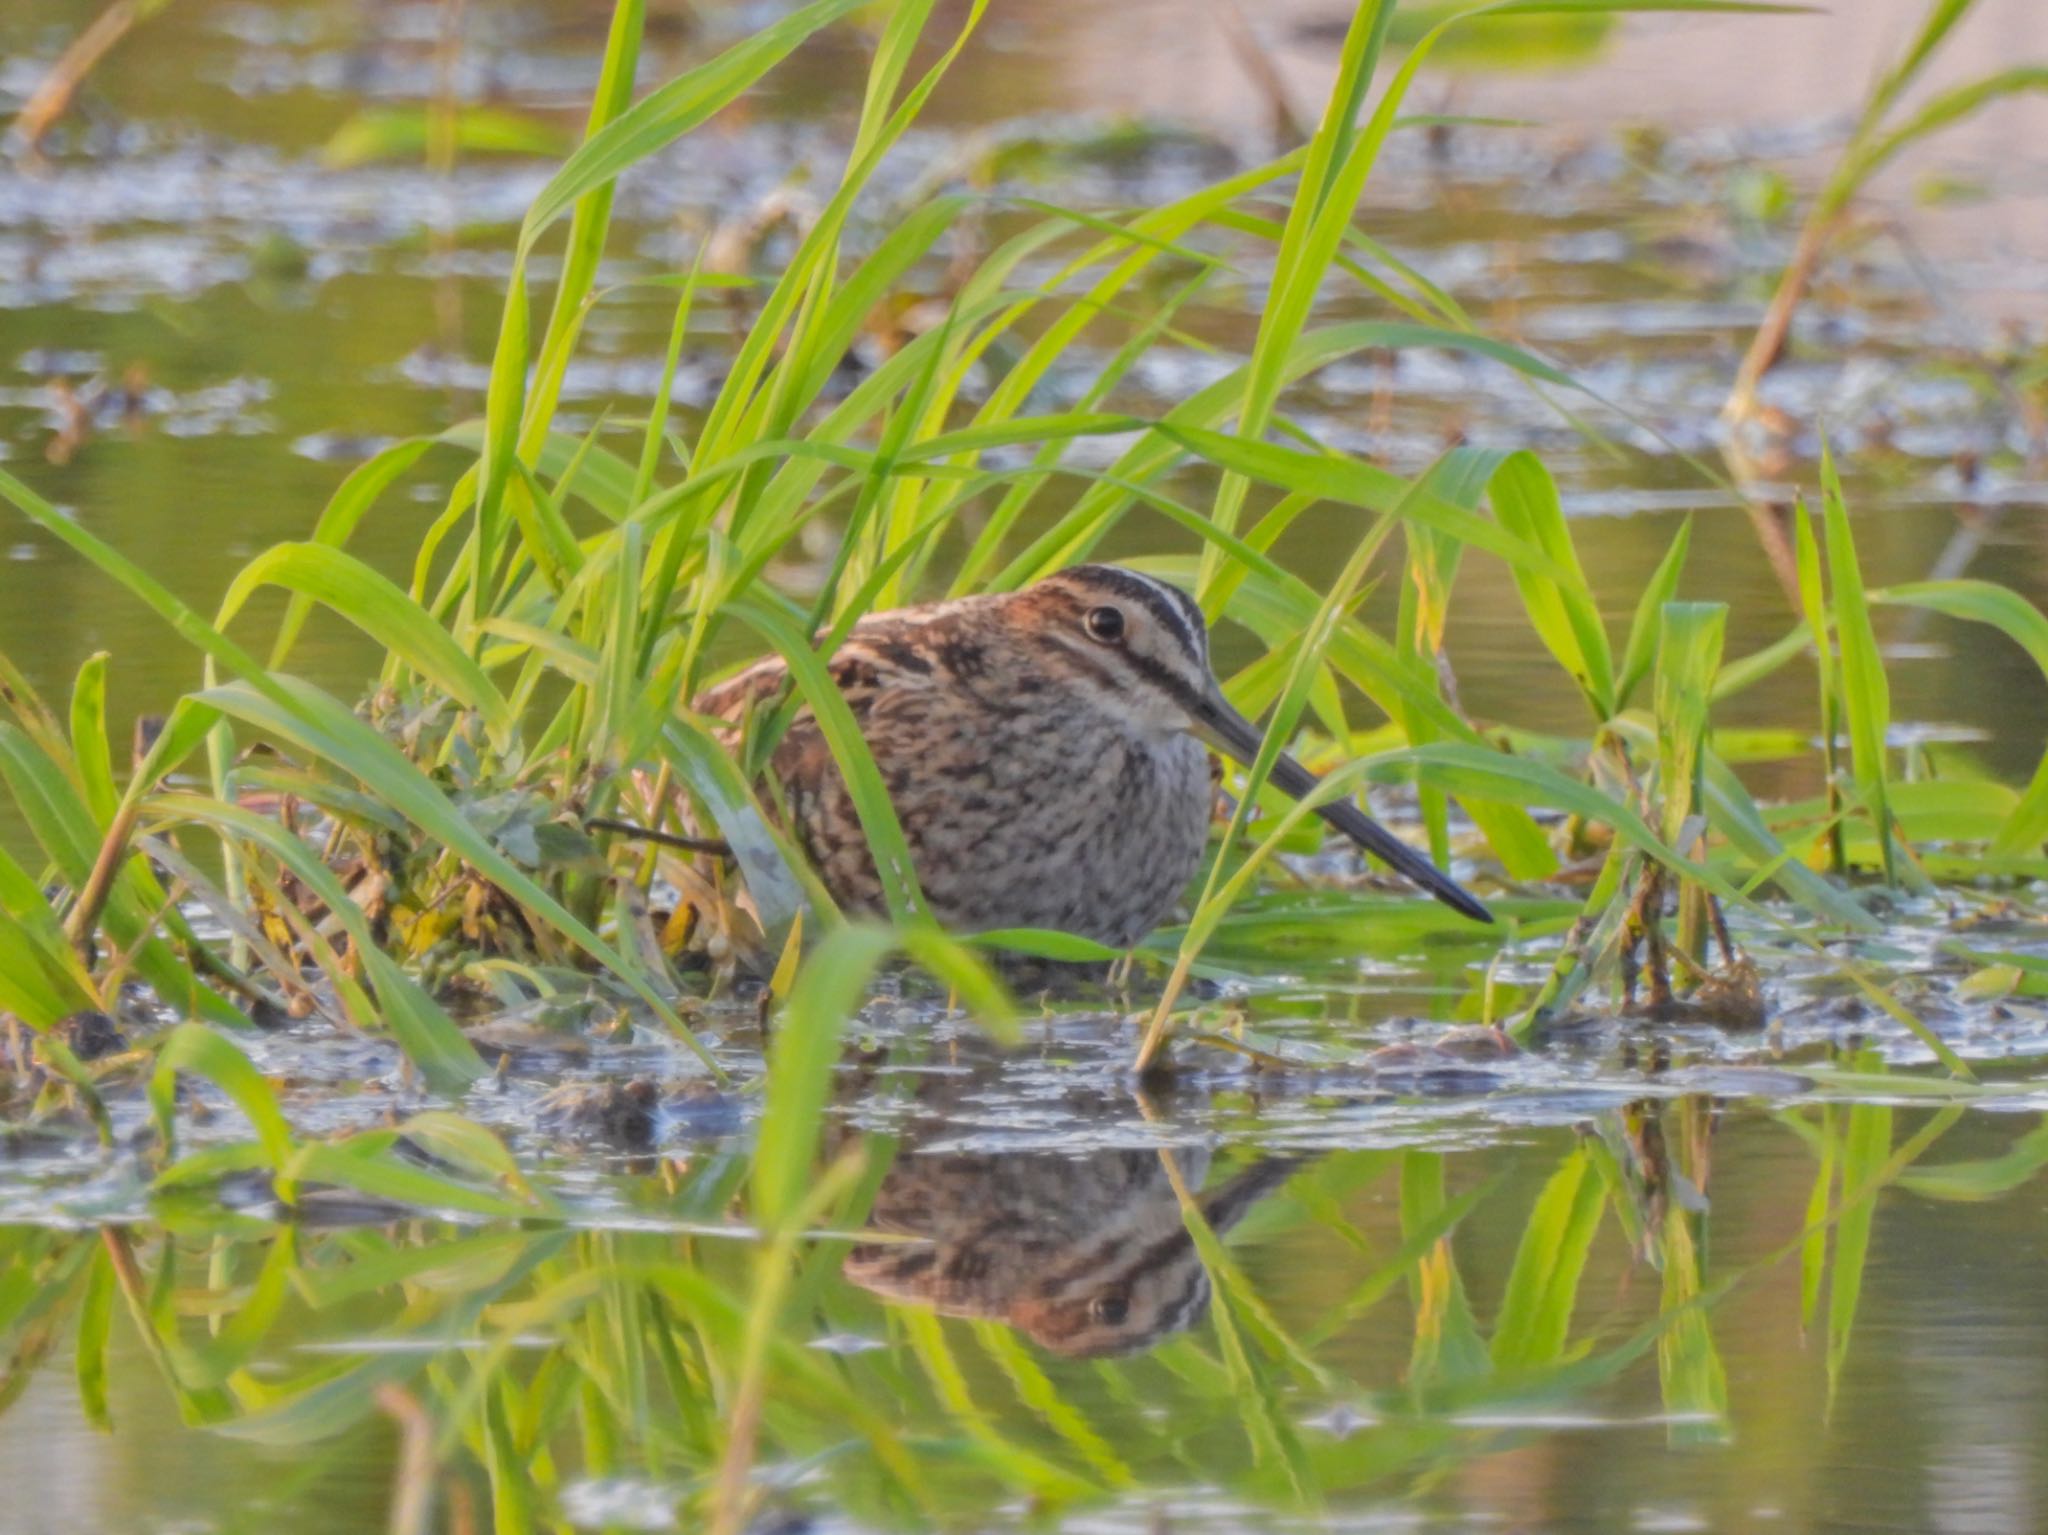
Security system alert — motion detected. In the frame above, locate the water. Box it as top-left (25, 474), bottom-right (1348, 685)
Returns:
top-left (5, 1), bottom-right (2048, 1530)
top-left (5, 1050), bottom-right (2047, 1533)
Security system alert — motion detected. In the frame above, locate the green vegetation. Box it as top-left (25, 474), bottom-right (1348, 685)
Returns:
top-left (8, 0), bottom-right (2047, 1086)
top-left (6, 1078), bottom-right (2040, 1530)
top-left (1725, 0), bottom-right (2048, 426)
top-left (5, 0), bottom-right (2048, 1527)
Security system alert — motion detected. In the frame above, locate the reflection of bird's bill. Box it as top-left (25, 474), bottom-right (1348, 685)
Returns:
top-left (1195, 1153), bottom-right (1309, 1228)
top-left (1191, 686), bottom-right (1493, 925)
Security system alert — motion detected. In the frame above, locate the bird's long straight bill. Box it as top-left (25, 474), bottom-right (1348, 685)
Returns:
top-left (1193, 696), bottom-right (1494, 925)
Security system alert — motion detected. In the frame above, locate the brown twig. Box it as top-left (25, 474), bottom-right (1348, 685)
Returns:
top-left (1722, 213), bottom-right (1842, 427)
top-left (375, 1383), bottom-right (439, 1535)
top-left (9, 0), bottom-right (168, 157)
top-left (65, 799), bottom-right (142, 962)
top-left (1205, 0), bottom-right (1309, 148)
top-left (1734, 487), bottom-right (1803, 610)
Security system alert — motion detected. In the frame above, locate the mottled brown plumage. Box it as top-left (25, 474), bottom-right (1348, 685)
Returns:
top-left (845, 1146), bottom-right (1302, 1357)
top-left (691, 564), bottom-right (1488, 945)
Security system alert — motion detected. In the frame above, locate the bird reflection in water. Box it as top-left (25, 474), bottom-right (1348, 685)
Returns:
top-left (845, 1146), bottom-right (1303, 1358)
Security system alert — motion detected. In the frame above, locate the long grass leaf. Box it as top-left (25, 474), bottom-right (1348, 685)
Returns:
top-left (720, 596), bottom-right (927, 924)
top-left (68, 653), bottom-right (117, 824)
top-left (218, 543), bottom-right (514, 737)
top-left (1617, 516), bottom-right (1693, 712)
top-left (1819, 444), bottom-right (1900, 885)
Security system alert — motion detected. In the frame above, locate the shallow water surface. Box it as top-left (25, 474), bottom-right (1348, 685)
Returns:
top-left (3, 1039), bottom-right (2048, 1533)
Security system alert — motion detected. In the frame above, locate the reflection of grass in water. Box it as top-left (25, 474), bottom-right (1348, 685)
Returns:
top-left (6, 1086), bottom-right (2038, 1528)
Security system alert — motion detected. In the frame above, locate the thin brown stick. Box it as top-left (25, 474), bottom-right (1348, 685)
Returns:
top-left (9, 0), bottom-right (163, 156)
top-left (375, 1383), bottom-right (439, 1535)
top-left (1631, 864), bottom-right (1675, 1014)
top-left (65, 799), bottom-right (141, 961)
top-left (1723, 213), bottom-right (1841, 427)
top-left (1205, 0), bottom-right (1309, 148)
top-left (99, 1225), bottom-right (145, 1299)
top-left (1707, 893), bottom-right (1736, 969)
top-left (1739, 495), bottom-right (1803, 610)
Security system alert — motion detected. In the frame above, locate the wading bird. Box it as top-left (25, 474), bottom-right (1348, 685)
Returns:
top-left (846, 1145), bottom-right (1303, 1357)
top-left (690, 564), bottom-right (1491, 945)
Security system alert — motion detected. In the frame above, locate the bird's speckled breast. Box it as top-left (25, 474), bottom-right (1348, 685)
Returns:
top-left (777, 685), bottom-right (1213, 946)
top-left (826, 706), bottom-right (1210, 946)
top-left (699, 591), bottom-right (1222, 948)
top-left (930, 712), bottom-right (1212, 947)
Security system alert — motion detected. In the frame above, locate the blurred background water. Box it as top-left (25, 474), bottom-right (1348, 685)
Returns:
top-left (4, 0), bottom-right (2048, 790)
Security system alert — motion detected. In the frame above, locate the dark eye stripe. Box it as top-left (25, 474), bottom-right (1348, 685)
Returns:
top-left (1061, 566), bottom-right (1206, 667)
top-left (1115, 646), bottom-right (1205, 715)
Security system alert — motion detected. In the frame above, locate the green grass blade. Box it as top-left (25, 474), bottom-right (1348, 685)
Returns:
top-left (1799, 1104), bottom-right (1836, 1331)
top-left (1837, 68), bottom-right (2048, 214)
top-left (1872, 579), bottom-right (2048, 853)
top-left (189, 679), bottom-right (710, 1068)
top-left (1655, 1200), bottom-right (1729, 1444)
top-left (1164, 426), bottom-right (1570, 582)
top-left (0, 720), bottom-right (240, 1027)
top-left (517, 0), bottom-right (868, 252)
top-left (1616, 515), bottom-right (1693, 712)
top-left (1826, 1088), bottom-right (1892, 1417)
top-left (720, 596), bottom-right (928, 925)
top-left (217, 542), bottom-right (515, 738)
top-left (274, 438), bottom-right (438, 665)
top-left (0, 906), bottom-right (96, 1025)
top-left (1488, 452), bottom-right (1615, 717)
top-left (522, 0), bottom-right (645, 453)
top-left (151, 1022), bottom-right (295, 1169)
top-left (1489, 1145), bottom-right (1605, 1373)
top-left (1653, 602), bottom-right (1727, 846)
top-left (68, 653), bottom-right (117, 824)
top-left (1819, 443), bottom-right (1901, 885)
top-left (752, 925), bottom-right (891, 1232)
top-left (153, 793), bottom-right (487, 1094)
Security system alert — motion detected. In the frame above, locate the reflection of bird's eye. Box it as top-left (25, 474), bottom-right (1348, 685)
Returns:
top-left (1084, 605), bottom-right (1125, 643)
top-left (1090, 1292), bottom-right (1130, 1326)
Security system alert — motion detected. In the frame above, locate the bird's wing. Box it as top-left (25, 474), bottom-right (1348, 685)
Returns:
top-left (690, 653), bottom-right (792, 727)
top-left (689, 614), bottom-right (940, 730)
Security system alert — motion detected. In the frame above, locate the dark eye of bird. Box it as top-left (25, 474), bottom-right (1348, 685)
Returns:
top-left (1084, 605), bottom-right (1125, 643)
top-left (1090, 1292), bottom-right (1130, 1326)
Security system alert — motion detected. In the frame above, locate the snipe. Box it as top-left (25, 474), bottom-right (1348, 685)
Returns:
top-left (847, 1145), bottom-right (1304, 1357)
top-left (691, 564), bottom-right (1490, 945)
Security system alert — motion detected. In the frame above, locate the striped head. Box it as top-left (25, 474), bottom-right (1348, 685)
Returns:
top-left (1012, 564), bottom-right (1494, 924)
top-left (1015, 564), bottom-right (1215, 737)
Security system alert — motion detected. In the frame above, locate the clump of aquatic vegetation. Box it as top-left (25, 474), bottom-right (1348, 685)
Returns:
top-left (4, 0), bottom-right (2046, 1078)
top-left (7, 0), bottom-right (2048, 1527)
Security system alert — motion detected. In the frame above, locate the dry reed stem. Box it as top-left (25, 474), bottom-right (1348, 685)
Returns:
top-left (375, 1382), bottom-right (439, 1535)
top-left (9, 0), bottom-right (154, 156)
top-left (1722, 213), bottom-right (1841, 428)
top-left (65, 800), bottom-right (142, 963)
top-left (1205, 0), bottom-right (1310, 148)
top-left (1720, 445), bottom-right (1803, 608)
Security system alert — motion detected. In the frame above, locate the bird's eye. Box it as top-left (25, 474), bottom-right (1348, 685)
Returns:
top-left (1084, 605), bottom-right (1125, 643)
top-left (1090, 1292), bottom-right (1130, 1326)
